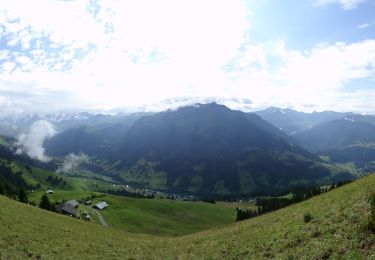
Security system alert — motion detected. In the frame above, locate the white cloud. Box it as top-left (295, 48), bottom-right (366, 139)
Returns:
top-left (56, 153), bottom-right (89, 174)
top-left (358, 23), bottom-right (370, 29)
top-left (0, 0), bottom-right (250, 112)
top-left (314, 0), bottom-right (366, 9)
top-left (223, 39), bottom-right (375, 112)
top-left (15, 120), bottom-right (56, 162)
top-left (357, 20), bottom-right (375, 29)
top-left (0, 0), bottom-right (374, 115)
top-left (0, 0), bottom-right (104, 48)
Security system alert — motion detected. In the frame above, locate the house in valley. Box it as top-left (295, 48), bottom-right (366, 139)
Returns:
top-left (93, 201), bottom-right (108, 210)
top-left (55, 199), bottom-right (80, 217)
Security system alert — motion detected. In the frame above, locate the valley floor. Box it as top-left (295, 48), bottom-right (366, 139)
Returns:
top-left (1, 174), bottom-right (375, 259)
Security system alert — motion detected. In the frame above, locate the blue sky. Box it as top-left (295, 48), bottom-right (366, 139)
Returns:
top-left (248, 0), bottom-right (375, 49)
top-left (0, 0), bottom-right (375, 115)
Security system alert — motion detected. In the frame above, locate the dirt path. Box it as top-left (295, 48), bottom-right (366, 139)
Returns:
top-left (92, 209), bottom-right (109, 227)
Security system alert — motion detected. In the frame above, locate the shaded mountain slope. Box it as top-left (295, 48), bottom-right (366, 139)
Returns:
top-left (294, 119), bottom-right (375, 152)
top-left (112, 103), bottom-right (348, 196)
top-left (294, 119), bottom-right (375, 169)
top-left (44, 113), bottom-right (149, 156)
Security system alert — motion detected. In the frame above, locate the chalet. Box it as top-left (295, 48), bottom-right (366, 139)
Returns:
top-left (85, 200), bottom-right (92, 205)
top-left (55, 199), bottom-right (79, 217)
top-left (93, 201), bottom-right (108, 210)
top-left (55, 203), bottom-right (78, 217)
top-left (65, 199), bottom-right (79, 208)
top-left (45, 189), bottom-right (54, 194)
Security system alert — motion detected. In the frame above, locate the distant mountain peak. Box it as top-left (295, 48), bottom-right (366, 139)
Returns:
top-left (176, 102), bottom-right (230, 112)
top-left (254, 107), bottom-right (357, 135)
top-left (262, 107), bottom-right (296, 115)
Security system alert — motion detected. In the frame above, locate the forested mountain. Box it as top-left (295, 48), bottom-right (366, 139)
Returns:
top-left (0, 144), bottom-right (29, 195)
top-left (44, 112), bottom-right (150, 156)
top-left (107, 103), bottom-right (351, 197)
top-left (294, 118), bottom-right (375, 169)
top-left (294, 119), bottom-right (375, 151)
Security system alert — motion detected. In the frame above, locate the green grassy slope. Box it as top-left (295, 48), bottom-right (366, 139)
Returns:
top-left (1, 174), bottom-right (375, 259)
top-left (28, 190), bottom-right (236, 236)
top-left (11, 161), bottom-right (236, 237)
top-left (98, 196), bottom-right (235, 236)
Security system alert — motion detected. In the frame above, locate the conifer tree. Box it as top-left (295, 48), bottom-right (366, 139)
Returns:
top-left (18, 188), bottom-right (28, 203)
top-left (39, 194), bottom-right (52, 211)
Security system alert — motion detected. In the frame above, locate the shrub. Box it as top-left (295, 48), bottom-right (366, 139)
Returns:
top-left (303, 212), bottom-right (312, 223)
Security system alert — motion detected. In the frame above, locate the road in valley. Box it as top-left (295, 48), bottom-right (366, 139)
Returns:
top-left (92, 209), bottom-right (109, 227)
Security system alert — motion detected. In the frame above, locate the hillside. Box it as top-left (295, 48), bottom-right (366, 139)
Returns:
top-left (44, 113), bottom-right (150, 156)
top-left (294, 119), bottom-right (375, 152)
top-left (294, 119), bottom-right (375, 170)
top-left (1, 173), bottom-right (374, 258)
top-left (0, 144), bottom-right (30, 194)
top-left (27, 190), bottom-right (236, 237)
top-left (0, 150), bottom-right (237, 238)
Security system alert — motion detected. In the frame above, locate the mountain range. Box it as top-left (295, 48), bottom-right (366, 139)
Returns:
top-left (254, 107), bottom-right (353, 134)
top-left (1, 103), bottom-right (372, 197)
top-left (39, 103), bottom-right (353, 197)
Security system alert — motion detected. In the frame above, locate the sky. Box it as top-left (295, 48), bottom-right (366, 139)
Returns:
top-left (0, 0), bottom-right (375, 116)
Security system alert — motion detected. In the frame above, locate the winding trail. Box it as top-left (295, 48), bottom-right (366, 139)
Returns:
top-left (92, 209), bottom-right (109, 227)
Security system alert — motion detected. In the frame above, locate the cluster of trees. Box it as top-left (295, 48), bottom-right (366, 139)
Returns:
top-left (256, 197), bottom-right (295, 214)
top-left (0, 163), bottom-right (29, 195)
top-left (236, 180), bottom-right (354, 222)
top-left (17, 189), bottom-right (28, 204)
top-left (0, 162), bottom-right (36, 206)
top-left (46, 175), bottom-right (66, 187)
top-left (202, 198), bottom-right (216, 204)
top-left (39, 194), bottom-right (54, 211)
top-left (236, 207), bottom-right (258, 221)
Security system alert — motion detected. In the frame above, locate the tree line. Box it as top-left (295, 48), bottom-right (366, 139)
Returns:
top-left (236, 180), bottom-right (353, 222)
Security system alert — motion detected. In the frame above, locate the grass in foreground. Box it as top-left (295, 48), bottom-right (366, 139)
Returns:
top-left (1, 174), bottom-right (375, 259)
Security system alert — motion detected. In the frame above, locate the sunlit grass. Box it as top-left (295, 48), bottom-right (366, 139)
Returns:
top-left (1, 174), bottom-right (374, 258)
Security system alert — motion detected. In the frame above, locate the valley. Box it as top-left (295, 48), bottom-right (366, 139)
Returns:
top-left (1, 104), bottom-right (374, 258)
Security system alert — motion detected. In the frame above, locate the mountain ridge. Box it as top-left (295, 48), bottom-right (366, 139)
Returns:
top-left (106, 103), bottom-right (352, 196)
